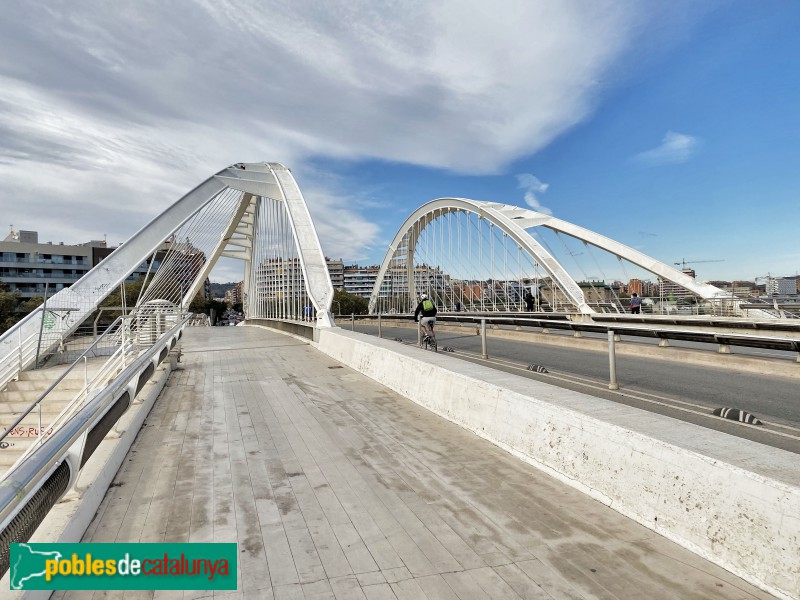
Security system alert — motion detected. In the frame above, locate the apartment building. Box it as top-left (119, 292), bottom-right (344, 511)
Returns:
top-left (0, 229), bottom-right (103, 299)
top-left (765, 276), bottom-right (798, 297)
top-left (326, 258), bottom-right (344, 289)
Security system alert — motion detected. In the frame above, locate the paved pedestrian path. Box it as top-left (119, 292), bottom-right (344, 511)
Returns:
top-left (58, 326), bottom-right (775, 599)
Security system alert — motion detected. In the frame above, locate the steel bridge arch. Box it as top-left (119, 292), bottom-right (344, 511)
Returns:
top-left (0, 162), bottom-right (334, 383)
top-left (369, 198), bottom-right (732, 315)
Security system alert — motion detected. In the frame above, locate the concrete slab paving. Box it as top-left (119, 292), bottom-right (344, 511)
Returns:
top-left (59, 326), bottom-right (777, 599)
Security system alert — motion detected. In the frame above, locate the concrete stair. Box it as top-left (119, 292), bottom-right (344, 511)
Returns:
top-left (0, 360), bottom-right (107, 472)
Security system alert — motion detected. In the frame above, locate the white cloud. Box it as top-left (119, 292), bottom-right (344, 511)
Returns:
top-left (516, 173), bottom-right (552, 215)
top-left (0, 0), bottom-right (694, 256)
top-left (633, 131), bottom-right (700, 165)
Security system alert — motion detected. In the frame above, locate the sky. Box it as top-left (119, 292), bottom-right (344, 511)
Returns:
top-left (1, 1), bottom-right (798, 283)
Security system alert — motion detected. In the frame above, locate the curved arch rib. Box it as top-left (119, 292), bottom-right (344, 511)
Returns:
top-left (1, 162), bottom-right (334, 381)
top-left (368, 198), bottom-right (592, 314)
top-left (369, 198), bottom-right (768, 318)
top-left (490, 204), bottom-right (725, 299)
top-left (217, 163), bottom-right (334, 327)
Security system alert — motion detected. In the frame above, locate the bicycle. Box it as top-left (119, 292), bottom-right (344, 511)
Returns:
top-left (421, 332), bottom-right (438, 352)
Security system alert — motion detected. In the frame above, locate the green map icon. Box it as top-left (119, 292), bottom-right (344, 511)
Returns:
top-left (10, 543), bottom-right (63, 590)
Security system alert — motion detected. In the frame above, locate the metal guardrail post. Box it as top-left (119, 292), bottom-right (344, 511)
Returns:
top-left (35, 283), bottom-right (49, 369)
top-left (417, 321), bottom-right (422, 346)
top-left (351, 313), bottom-right (355, 331)
top-left (377, 314), bottom-right (382, 338)
top-left (481, 319), bottom-right (488, 359)
top-left (608, 330), bottom-right (619, 390)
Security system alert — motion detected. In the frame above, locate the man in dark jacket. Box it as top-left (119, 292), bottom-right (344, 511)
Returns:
top-left (414, 293), bottom-right (437, 343)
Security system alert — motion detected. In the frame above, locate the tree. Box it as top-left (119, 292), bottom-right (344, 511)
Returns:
top-left (0, 281), bottom-right (20, 333)
top-left (332, 289), bottom-right (368, 315)
top-left (99, 277), bottom-right (152, 315)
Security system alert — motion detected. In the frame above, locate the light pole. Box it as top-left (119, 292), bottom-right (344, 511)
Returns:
top-left (334, 300), bottom-right (342, 315)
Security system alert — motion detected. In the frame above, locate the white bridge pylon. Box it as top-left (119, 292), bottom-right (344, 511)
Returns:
top-left (368, 198), bottom-right (735, 315)
top-left (0, 162), bottom-right (334, 378)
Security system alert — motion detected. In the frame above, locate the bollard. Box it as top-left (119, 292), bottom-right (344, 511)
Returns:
top-left (481, 319), bottom-right (488, 359)
top-left (608, 330), bottom-right (619, 390)
top-left (377, 313), bottom-right (382, 338)
top-left (417, 321), bottom-right (422, 346)
top-left (351, 313), bottom-right (355, 331)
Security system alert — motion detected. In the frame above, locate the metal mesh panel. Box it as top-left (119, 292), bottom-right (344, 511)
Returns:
top-left (0, 460), bottom-right (70, 577)
top-left (135, 365), bottom-right (155, 396)
top-left (80, 392), bottom-right (130, 468)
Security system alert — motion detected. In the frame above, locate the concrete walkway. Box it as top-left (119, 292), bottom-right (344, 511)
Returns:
top-left (59, 326), bottom-right (775, 599)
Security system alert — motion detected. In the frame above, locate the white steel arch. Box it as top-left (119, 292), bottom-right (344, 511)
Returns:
top-left (369, 198), bottom-right (589, 314)
top-left (369, 198), bottom-right (735, 315)
top-left (0, 162), bottom-right (333, 384)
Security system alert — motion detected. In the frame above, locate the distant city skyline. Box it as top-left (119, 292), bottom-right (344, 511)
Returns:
top-left (2, 223), bottom-right (795, 289)
top-left (1, 2), bottom-right (798, 284)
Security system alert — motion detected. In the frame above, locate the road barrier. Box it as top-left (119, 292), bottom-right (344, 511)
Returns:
top-left (316, 326), bottom-right (800, 600)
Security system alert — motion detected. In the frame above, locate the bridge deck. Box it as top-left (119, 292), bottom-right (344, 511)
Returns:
top-left (59, 326), bottom-right (773, 599)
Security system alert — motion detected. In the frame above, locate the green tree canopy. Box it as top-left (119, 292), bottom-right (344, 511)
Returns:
top-left (332, 289), bottom-right (368, 315)
top-left (0, 281), bottom-right (20, 333)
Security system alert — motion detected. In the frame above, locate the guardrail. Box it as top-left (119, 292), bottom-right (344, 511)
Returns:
top-left (0, 315), bottom-right (188, 577)
top-left (0, 316), bottom-right (133, 464)
top-left (352, 313), bottom-right (800, 358)
top-left (0, 306), bottom-right (46, 392)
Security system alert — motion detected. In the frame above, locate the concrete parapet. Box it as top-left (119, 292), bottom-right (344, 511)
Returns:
top-left (316, 327), bottom-right (800, 600)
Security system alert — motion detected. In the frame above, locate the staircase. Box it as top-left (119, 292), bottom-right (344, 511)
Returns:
top-left (0, 360), bottom-right (106, 473)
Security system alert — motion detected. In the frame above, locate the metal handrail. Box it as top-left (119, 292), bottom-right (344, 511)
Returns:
top-left (0, 316), bottom-right (126, 445)
top-left (0, 314), bottom-right (190, 532)
top-left (6, 339), bottom-right (136, 471)
top-left (355, 313), bottom-right (800, 355)
top-left (0, 331), bottom-right (39, 385)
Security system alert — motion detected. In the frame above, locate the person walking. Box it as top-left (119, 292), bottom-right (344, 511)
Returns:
top-left (524, 290), bottom-right (534, 311)
top-left (630, 293), bottom-right (642, 314)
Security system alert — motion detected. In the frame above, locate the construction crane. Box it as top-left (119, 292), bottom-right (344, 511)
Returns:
top-left (674, 259), bottom-right (725, 269)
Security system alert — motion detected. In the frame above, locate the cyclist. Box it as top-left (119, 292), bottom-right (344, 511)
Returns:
top-left (414, 293), bottom-right (437, 345)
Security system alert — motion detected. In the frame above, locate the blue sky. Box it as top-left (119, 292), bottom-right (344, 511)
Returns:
top-left (1, 1), bottom-right (797, 282)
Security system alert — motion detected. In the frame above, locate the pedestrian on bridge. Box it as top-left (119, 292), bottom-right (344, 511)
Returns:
top-left (524, 290), bottom-right (535, 311)
top-left (630, 293), bottom-right (642, 314)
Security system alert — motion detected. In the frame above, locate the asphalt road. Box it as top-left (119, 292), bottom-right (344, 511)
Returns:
top-left (351, 322), bottom-right (800, 454)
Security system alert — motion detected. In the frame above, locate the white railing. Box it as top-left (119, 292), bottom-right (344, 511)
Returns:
top-left (0, 308), bottom-right (45, 392)
top-left (0, 315), bottom-right (188, 541)
top-left (1, 306), bottom-right (185, 471)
